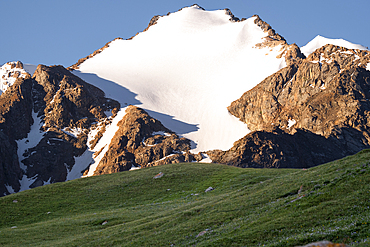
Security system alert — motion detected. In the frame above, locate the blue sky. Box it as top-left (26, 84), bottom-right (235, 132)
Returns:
top-left (1, 0), bottom-right (369, 67)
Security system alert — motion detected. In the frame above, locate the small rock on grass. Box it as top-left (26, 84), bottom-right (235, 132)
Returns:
top-left (196, 229), bottom-right (208, 237)
top-left (153, 172), bottom-right (164, 179)
top-left (205, 187), bottom-right (214, 192)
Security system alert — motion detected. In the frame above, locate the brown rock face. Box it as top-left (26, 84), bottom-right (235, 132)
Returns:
top-left (33, 65), bottom-right (119, 130)
top-left (0, 76), bottom-right (33, 195)
top-left (15, 64), bottom-right (120, 188)
top-left (0, 76), bottom-right (33, 140)
top-left (207, 127), bottom-right (351, 168)
top-left (93, 106), bottom-right (195, 175)
top-left (223, 45), bottom-right (370, 168)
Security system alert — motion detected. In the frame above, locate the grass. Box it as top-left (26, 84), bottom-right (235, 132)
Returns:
top-left (1, 149), bottom-right (370, 246)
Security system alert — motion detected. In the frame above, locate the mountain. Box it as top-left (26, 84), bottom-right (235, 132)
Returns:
top-left (0, 4), bottom-right (369, 196)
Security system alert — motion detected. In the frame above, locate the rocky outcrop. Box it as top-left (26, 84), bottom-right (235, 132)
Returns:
top-left (0, 76), bottom-right (34, 140)
top-left (16, 65), bottom-right (120, 188)
top-left (207, 127), bottom-right (353, 168)
top-left (93, 106), bottom-right (198, 175)
top-left (33, 65), bottom-right (119, 130)
top-left (0, 75), bottom-right (34, 195)
top-left (0, 63), bottom-right (121, 194)
top-left (253, 15), bottom-right (305, 66)
top-left (220, 45), bottom-right (370, 168)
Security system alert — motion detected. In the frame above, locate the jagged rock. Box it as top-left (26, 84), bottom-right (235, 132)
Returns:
top-left (33, 65), bottom-right (119, 130)
top-left (222, 45), bottom-right (370, 168)
top-left (229, 45), bottom-right (370, 136)
top-left (0, 76), bottom-right (33, 195)
top-left (0, 64), bottom-right (121, 193)
top-left (93, 106), bottom-right (194, 175)
top-left (252, 15), bottom-right (305, 66)
top-left (0, 76), bottom-right (33, 140)
top-left (12, 65), bottom-right (119, 188)
top-left (22, 130), bottom-right (87, 188)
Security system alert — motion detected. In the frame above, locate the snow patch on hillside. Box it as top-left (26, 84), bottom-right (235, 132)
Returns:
top-left (16, 111), bottom-right (45, 171)
top-left (66, 150), bottom-right (94, 180)
top-left (367, 63), bottom-right (370, 72)
top-left (76, 6), bottom-right (287, 153)
top-left (84, 107), bottom-right (128, 176)
top-left (301, 35), bottom-right (368, 56)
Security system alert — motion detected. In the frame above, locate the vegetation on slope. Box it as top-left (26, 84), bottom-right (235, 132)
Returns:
top-left (1, 150), bottom-right (370, 246)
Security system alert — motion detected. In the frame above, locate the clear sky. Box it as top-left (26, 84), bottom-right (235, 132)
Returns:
top-left (1, 0), bottom-right (369, 67)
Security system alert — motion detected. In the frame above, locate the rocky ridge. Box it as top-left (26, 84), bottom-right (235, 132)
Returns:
top-left (252, 15), bottom-right (305, 66)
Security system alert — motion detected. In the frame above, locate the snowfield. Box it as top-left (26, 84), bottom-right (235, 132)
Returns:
top-left (74, 5), bottom-right (288, 153)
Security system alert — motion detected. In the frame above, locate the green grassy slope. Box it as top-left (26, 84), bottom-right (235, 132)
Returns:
top-left (1, 150), bottom-right (370, 246)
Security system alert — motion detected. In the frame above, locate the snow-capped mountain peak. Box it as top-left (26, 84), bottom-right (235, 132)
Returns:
top-left (72, 6), bottom-right (294, 153)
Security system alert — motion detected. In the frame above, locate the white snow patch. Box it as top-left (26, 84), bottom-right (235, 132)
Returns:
top-left (16, 111), bottom-right (44, 170)
top-left (341, 50), bottom-right (354, 55)
top-left (19, 175), bottom-right (37, 192)
top-left (5, 184), bottom-right (15, 194)
top-left (301, 35), bottom-right (368, 57)
top-left (43, 177), bottom-right (52, 186)
top-left (49, 138), bottom-right (64, 142)
top-left (148, 154), bottom-right (176, 166)
top-left (152, 131), bottom-right (171, 136)
top-left (199, 153), bottom-right (212, 163)
top-left (61, 127), bottom-right (83, 138)
top-left (288, 119), bottom-right (296, 129)
top-left (367, 63), bottom-right (370, 72)
top-left (66, 150), bottom-right (94, 180)
top-left (84, 107), bottom-right (128, 177)
top-left (129, 165), bottom-right (141, 171)
top-left (74, 6), bottom-right (288, 153)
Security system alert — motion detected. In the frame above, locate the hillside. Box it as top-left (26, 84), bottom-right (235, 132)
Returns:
top-left (0, 150), bottom-right (369, 246)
